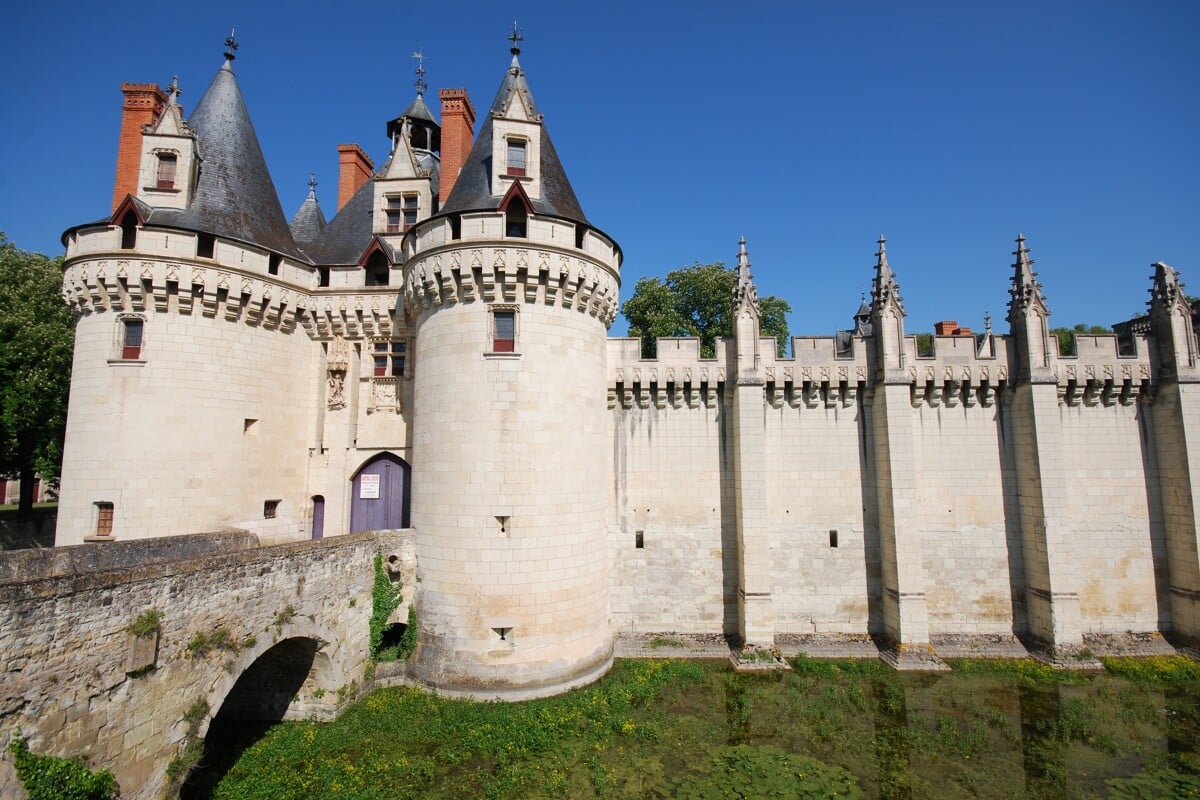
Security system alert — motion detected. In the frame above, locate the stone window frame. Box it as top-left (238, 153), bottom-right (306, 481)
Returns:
top-left (110, 313), bottom-right (147, 364)
top-left (385, 193), bottom-right (420, 234)
top-left (369, 336), bottom-right (409, 379)
top-left (504, 136), bottom-right (528, 177)
top-left (94, 501), bottom-right (114, 538)
top-left (147, 147), bottom-right (181, 193)
top-left (488, 304), bottom-right (520, 355)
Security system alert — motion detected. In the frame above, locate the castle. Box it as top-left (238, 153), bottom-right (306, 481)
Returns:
top-left (56, 34), bottom-right (1200, 697)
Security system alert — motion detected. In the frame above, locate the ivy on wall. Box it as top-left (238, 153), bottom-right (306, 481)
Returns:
top-left (9, 732), bottom-right (119, 800)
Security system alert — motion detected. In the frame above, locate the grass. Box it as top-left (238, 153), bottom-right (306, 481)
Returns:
top-left (204, 656), bottom-right (1200, 800)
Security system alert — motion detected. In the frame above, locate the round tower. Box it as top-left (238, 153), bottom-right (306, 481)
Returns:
top-left (403, 47), bottom-right (621, 698)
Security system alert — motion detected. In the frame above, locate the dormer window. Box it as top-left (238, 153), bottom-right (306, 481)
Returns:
top-left (505, 203), bottom-right (527, 238)
top-left (155, 154), bottom-right (177, 189)
top-left (364, 250), bottom-right (390, 286)
top-left (386, 194), bottom-right (419, 234)
top-left (506, 139), bottom-right (527, 177)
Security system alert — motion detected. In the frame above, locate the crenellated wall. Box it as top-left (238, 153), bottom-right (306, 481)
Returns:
top-left (603, 300), bottom-right (1194, 657)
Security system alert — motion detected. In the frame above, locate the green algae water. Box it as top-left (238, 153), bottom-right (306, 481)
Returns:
top-left (199, 656), bottom-right (1200, 799)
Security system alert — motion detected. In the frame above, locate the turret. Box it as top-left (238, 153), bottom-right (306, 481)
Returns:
top-left (403, 28), bottom-right (620, 698)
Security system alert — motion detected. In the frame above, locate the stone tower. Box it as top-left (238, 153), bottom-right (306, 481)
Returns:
top-left (402, 44), bottom-right (622, 698)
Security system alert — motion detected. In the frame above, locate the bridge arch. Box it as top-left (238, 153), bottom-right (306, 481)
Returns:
top-left (180, 620), bottom-right (354, 796)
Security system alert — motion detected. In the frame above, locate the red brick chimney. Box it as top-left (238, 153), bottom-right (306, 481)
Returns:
top-left (438, 88), bottom-right (476, 205)
top-left (112, 83), bottom-right (167, 212)
top-left (336, 144), bottom-right (375, 212)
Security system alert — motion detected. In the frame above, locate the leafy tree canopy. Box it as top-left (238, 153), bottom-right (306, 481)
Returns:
top-left (0, 233), bottom-right (73, 515)
top-left (621, 262), bottom-right (791, 359)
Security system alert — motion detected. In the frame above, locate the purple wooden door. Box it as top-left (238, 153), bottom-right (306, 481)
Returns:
top-left (350, 454), bottom-right (411, 532)
top-left (311, 496), bottom-right (325, 540)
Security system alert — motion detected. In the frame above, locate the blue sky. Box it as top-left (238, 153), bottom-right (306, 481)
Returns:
top-left (2, 1), bottom-right (1196, 338)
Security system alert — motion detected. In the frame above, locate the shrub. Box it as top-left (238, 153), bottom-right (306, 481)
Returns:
top-left (370, 553), bottom-right (402, 659)
top-left (125, 608), bottom-right (162, 638)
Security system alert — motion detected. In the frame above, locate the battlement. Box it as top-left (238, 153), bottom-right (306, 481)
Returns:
top-left (607, 328), bottom-right (1157, 410)
top-left (403, 243), bottom-right (620, 325)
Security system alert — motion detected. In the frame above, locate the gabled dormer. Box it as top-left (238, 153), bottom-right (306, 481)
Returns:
top-left (489, 51), bottom-right (545, 203)
top-left (137, 76), bottom-right (198, 211)
top-left (374, 131), bottom-right (435, 238)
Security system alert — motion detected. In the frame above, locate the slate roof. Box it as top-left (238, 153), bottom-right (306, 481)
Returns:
top-left (301, 178), bottom-right (375, 265)
top-left (440, 56), bottom-right (587, 225)
top-left (289, 188), bottom-right (327, 245)
top-left (147, 60), bottom-right (307, 261)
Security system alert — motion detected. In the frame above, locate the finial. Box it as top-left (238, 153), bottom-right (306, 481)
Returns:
top-left (224, 27), bottom-right (239, 61)
top-left (508, 20), bottom-right (523, 55)
top-left (412, 49), bottom-right (427, 97)
top-left (1013, 233), bottom-right (1034, 270)
top-left (307, 173), bottom-right (317, 199)
top-left (875, 234), bottom-right (890, 269)
top-left (166, 75), bottom-right (182, 106)
top-left (984, 311), bottom-right (992, 333)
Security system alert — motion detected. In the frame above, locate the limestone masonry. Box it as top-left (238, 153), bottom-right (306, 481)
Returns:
top-left (48, 34), bottom-right (1200, 708)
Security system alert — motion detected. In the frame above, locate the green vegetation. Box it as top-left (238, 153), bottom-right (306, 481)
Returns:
top-left (187, 627), bottom-right (254, 657)
top-left (0, 233), bottom-right (74, 517)
top-left (622, 261), bottom-right (791, 358)
top-left (273, 604), bottom-right (296, 630)
top-left (9, 731), bottom-right (118, 800)
top-left (207, 655), bottom-right (1200, 799)
top-left (369, 552), bottom-right (416, 662)
top-left (1052, 324), bottom-right (1110, 356)
top-left (167, 698), bottom-right (210, 785)
top-left (125, 608), bottom-right (163, 638)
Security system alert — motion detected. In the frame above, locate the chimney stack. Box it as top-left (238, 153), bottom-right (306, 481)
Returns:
top-left (336, 144), bottom-right (375, 212)
top-left (112, 83), bottom-right (167, 212)
top-left (438, 88), bottom-right (476, 205)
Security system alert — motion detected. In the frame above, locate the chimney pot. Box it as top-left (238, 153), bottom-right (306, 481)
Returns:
top-left (438, 88), bottom-right (476, 205)
top-left (336, 144), bottom-right (375, 212)
top-left (112, 83), bottom-right (167, 212)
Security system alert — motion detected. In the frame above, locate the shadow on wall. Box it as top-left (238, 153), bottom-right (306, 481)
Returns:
top-left (0, 508), bottom-right (56, 550)
top-left (181, 637), bottom-right (320, 799)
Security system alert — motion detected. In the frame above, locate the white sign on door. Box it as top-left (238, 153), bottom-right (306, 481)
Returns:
top-left (360, 474), bottom-right (381, 499)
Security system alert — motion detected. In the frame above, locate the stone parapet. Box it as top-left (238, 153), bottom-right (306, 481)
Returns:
top-left (402, 243), bottom-right (620, 326)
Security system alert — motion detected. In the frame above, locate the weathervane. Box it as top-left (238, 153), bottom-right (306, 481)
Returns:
top-left (224, 27), bottom-right (239, 61)
top-left (413, 48), bottom-right (427, 97)
top-left (508, 20), bottom-right (523, 55)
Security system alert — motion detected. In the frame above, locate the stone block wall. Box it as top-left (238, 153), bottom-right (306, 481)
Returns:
top-left (0, 529), bottom-right (408, 800)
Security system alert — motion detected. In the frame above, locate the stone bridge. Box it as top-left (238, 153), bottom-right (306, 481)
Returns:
top-left (0, 529), bottom-right (415, 799)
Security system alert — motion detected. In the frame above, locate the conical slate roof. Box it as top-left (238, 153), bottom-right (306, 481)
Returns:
top-left (148, 60), bottom-right (306, 260)
top-left (302, 179), bottom-right (375, 265)
top-left (289, 182), bottom-right (327, 245)
top-left (440, 55), bottom-right (587, 224)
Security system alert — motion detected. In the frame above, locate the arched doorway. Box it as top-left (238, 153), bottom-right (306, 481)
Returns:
top-left (180, 637), bottom-right (324, 798)
top-left (311, 495), bottom-right (325, 540)
top-left (350, 452), bottom-right (411, 532)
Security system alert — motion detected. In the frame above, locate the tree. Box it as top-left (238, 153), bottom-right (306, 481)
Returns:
top-left (622, 261), bottom-right (791, 359)
top-left (1051, 323), bottom-right (1110, 357)
top-left (0, 233), bottom-right (73, 516)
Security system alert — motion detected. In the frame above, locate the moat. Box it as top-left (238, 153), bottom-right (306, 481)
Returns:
top-left (192, 656), bottom-right (1200, 799)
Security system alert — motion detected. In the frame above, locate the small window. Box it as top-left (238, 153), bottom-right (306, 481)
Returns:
top-left (121, 318), bottom-right (144, 360)
top-left (385, 194), bottom-right (419, 234)
top-left (449, 214), bottom-right (461, 240)
top-left (119, 210), bottom-right (137, 250)
top-left (95, 502), bottom-right (114, 537)
top-left (197, 233), bottom-right (215, 259)
top-left (373, 339), bottom-right (407, 377)
top-left (403, 194), bottom-right (418, 229)
top-left (264, 500), bottom-right (280, 519)
top-left (318, 266), bottom-right (330, 287)
top-left (268, 254), bottom-right (281, 276)
top-left (492, 309), bottom-right (516, 352)
top-left (506, 139), bottom-right (527, 177)
top-left (155, 154), bottom-right (177, 189)
top-left (364, 250), bottom-right (390, 286)
top-left (505, 202), bottom-right (527, 238)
